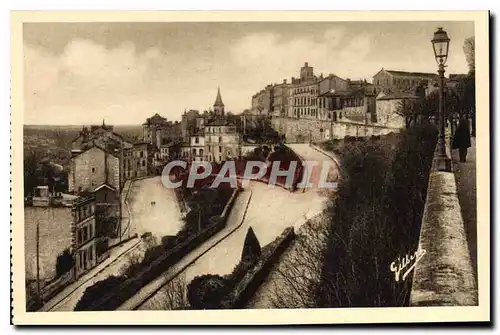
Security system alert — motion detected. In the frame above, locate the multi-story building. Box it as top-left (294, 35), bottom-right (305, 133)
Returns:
top-left (251, 85), bottom-right (273, 117)
top-left (190, 132), bottom-right (206, 162)
top-left (205, 119), bottom-right (240, 163)
top-left (69, 145), bottom-right (121, 194)
top-left (271, 79), bottom-right (291, 117)
top-left (372, 68), bottom-right (438, 95)
top-left (71, 195), bottom-right (99, 278)
top-left (71, 121), bottom-right (132, 154)
top-left (179, 87), bottom-right (242, 164)
top-left (290, 62), bottom-right (320, 119)
top-left (25, 190), bottom-right (105, 286)
top-left (318, 84), bottom-right (377, 123)
top-left (142, 113), bottom-right (168, 149)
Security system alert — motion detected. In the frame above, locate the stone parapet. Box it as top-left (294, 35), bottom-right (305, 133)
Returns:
top-left (410, 171), bottom-right (477, 306)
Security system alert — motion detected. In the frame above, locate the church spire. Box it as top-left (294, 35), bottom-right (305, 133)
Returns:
top-left (214, 86), bottom-right (224, 107)
top-left (213, 86), bottom-right (225, 117)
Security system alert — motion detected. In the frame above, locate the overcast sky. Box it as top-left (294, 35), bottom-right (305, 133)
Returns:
top-left (23, 21), bottom-right (474, 125)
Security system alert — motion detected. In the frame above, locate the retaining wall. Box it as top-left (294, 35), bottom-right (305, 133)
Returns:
top-left (80, 189), bottom-right (240, 310)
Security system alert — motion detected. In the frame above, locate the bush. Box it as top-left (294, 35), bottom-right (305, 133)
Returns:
top-left (187, 274), bottom-right (231, 309)
top-left (161, 235), bottom-right (177, 249)
top-left (74, 275), bottom-right (126, 311)
top-left (317, 123), bottom-right (437, 308)
top-left (55, 248), bottom-right (73, 278)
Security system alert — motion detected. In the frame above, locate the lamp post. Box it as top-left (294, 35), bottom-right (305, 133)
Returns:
top-left (431, 27), bottom-right (452, 172)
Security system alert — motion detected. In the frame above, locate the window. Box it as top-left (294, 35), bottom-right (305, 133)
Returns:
top-left (142, 160), bottom-right (146, 167)
top-left (91, 167), bottom-right (95, 173)
top-left (195, 137), bottom-right (199, 144)
top-left (219, 146), bottom-right (222, 153)
top-left (78, 230), bottom-right (82, 245)
top-left (200, 149), bottom-right (204, 156)
top-left (218, 136), bottom-right (222, 143)
top-left (82, 226), bottom-right (88, 242)
top-left (192, 148), bottom-right (196, 155)
top-left (89, 224), bottom-right (93, 238)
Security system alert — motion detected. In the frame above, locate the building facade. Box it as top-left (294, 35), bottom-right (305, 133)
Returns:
top-left (375, 92), bottom-right (419, 128)
top-left (204, 119), bottom-right (240, 163)
top-left (271, 79), bottom-right (291, 117)
top-left (69, 146), bottom-right (120, 194)
top-left (24, 191), bottom-right (102, 284)
top-left (190, 132), bottom-right (206, 162)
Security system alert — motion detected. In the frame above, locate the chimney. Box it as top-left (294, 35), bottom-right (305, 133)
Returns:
top-left (304, 62), bottom-right (308, 67)
top-left (283, 79), bottom-right (287, 84)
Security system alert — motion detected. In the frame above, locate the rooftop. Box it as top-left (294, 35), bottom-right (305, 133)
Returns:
top-left (382, 69), bottom-right (438, 78)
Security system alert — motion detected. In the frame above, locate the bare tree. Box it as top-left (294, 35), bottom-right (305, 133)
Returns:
top-left (463, 37), bottom-right (475, 74)
top-left (268, 216), bottom-right (330, 308)
top-left (148, 274), bottom-right (190, 310)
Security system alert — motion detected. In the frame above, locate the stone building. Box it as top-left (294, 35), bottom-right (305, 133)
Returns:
top-left (179, 87), bottom-right (242, 164)
top-left (290, 62), bottom-right (321, 119)
top-left (24, 191), bottom-right (105, 286)
top-left (251, 85), bottom-right (274, 117)
top-left (71, 121), bottom-right (132, 154)
top-left (71, 195), bottom-right (99, 278)
top-left (205, 119), bottom-right (240, 163)
top-left (375, 92), bottom-right (419, 128)
top-left (142, 113), bottom-right (168, 148)
top-left (372, 68), bottom-right (438, 95)
top-left (271, 79), bottom-right (291, 117)
top-left (69, 146), bottom-right (121, 194)
top-left (189, 131), bottom-right (206, 162)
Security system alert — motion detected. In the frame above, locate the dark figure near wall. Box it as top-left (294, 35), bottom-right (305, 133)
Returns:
top-left (452, 116), bottom-right (472, 162)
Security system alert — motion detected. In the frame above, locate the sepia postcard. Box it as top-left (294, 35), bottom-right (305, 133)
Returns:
top-left (11, 11), bottom-right (490, 325)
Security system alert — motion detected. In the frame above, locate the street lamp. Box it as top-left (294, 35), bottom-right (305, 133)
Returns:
top-left (431, 27), bottom-right (452, 172)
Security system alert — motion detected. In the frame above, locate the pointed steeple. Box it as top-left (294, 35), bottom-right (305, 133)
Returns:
top-left (214, 86), bottom-right (224, 106)
top-left (213, 86), bottom-right (225, 117)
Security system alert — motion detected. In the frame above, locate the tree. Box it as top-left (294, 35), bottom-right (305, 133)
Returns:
top-left (241, 227), bottom-right (261, 264)
top-left (55, 248), bottom-right (74, 278)
top-left (187, 274), bottom-right (230, 309)
top-left (269, 218), bottom-right (329, 308)
top-left (148, 274), bottom-right (189, 310)
top-left (463, 37), bottom-right (475, 75)
top-left (463, 36), bottom-right (476, 136)
top-left (23, 149), bottom-right (43, 197)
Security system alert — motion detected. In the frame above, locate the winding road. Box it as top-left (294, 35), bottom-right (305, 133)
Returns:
top-left (136, 144), bottom-right (339, 310)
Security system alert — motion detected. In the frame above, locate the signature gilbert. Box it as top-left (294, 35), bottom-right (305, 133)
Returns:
top-left (390, 248), bottom-right (426, 282)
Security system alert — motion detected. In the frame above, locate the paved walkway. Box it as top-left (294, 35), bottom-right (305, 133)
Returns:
top-left (121, 189), bottom-right (253, 310)
top-left (451, 137), bottom-right (477, 278)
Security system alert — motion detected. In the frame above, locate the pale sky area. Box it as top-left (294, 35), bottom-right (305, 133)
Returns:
top-left (23, 21), bottom-right (474, 125)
